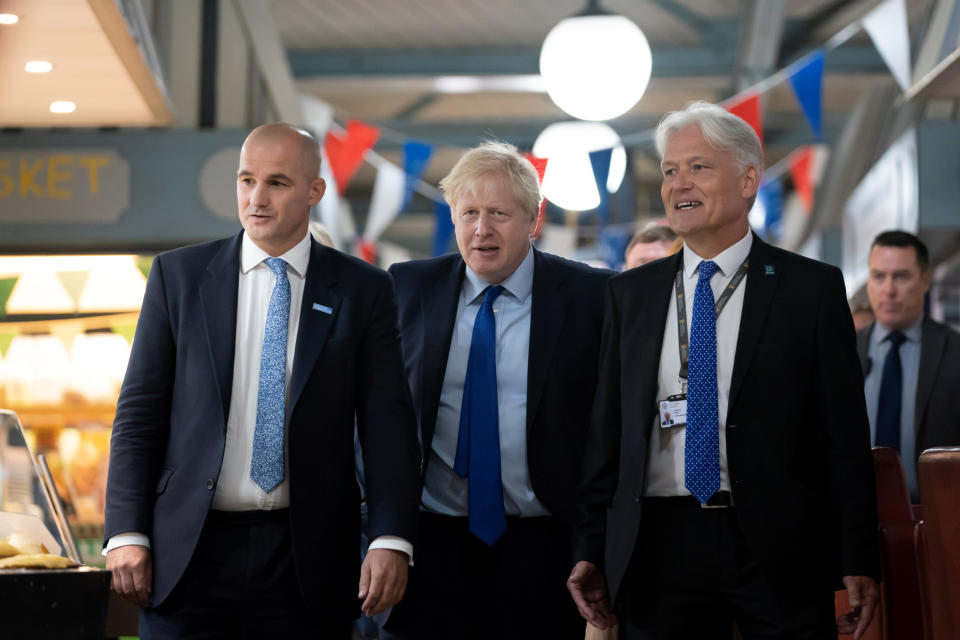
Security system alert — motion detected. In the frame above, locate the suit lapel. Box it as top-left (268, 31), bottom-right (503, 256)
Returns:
top-left (199, 234), bottom-right (242, 426)
top-left (419, 257), bottom-right (465, 449)
top-left (729, 236), bottom-right (778, 409)
top-left (915, 318), bottom-right (945, 445)
top-left (526, 250), bottom-right (570, 431)
top-left (288, 240), bottom-right (342, 419)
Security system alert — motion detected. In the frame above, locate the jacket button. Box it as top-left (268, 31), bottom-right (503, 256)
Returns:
top-left (206, 478), bottom-right (216, 490)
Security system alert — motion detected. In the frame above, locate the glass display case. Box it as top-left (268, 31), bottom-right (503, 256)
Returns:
top-left (0, 409), bottom-right (110, 639)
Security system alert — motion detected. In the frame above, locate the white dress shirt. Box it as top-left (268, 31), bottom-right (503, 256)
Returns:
top-left (107, 231), bottom-right (411, 560)
top-left (422, 247), bottom-right (550, 517)
top-left (644, 231), bottom-right (752, 497)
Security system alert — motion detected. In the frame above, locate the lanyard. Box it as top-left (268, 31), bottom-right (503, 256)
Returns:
top-left (675, 258), bottom-right (749, 381)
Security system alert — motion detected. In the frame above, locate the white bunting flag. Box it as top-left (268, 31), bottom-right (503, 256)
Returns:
top-left (364, 159), bottom-right (406, 242)
top-left (863, 0), bottom-right (912, 92)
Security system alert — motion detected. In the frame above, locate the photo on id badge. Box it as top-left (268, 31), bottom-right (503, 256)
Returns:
top-left (659, 394), bottom-right (686, 428)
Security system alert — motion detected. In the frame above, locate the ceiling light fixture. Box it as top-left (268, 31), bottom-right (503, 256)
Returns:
top-left (539, 0), bottom-right (652, 121)
top-left (533, 121), bottom-right (627, 211)
top-left (50, 101), bottom-right (76, 114)
top-left (25, 61), bottom-right (53, 73)
top-left (0, 14), bottom-right (19, 25)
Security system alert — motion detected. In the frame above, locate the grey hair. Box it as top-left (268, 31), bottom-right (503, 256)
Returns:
top-left (439, 141), bottom-right (542, 221)
top-left (655, 101), bottom-right (762, 172)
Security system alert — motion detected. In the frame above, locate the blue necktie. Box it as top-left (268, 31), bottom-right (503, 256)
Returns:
top-left (686, 260), bottom-right (720, 504)
top-left (876, 330), bottom-right (906, 451)
top-left (454, 285), bottom-right (506, 545)
top-left (251, 257), bottom-right (290, 493)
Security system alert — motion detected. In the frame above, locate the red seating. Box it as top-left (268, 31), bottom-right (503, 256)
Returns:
top-left (915, 448), bottom-right (960, 640)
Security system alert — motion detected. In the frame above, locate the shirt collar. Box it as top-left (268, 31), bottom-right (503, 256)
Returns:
top-left (871, 315), bottom-right (924, 347)
top-left (241, 230), bottom-right (311, 279)
top-left (462, 244), bottom-right (534, 304)
top-left (682, 229), bottom-right (753, 279)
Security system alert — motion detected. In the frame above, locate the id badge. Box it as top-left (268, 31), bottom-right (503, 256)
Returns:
top-left (658, 393), bottom-right (687, 429)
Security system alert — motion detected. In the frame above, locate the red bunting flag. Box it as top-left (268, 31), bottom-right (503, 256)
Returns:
top-left (356, 238), bottom-right (378, 265)
top-left (522, 152), bottom-right (549, 225)
top-left (325, 120), bottom-right (380, 196)
top-left (726, 93), bottom-right (763, 146)
top-left (790, 146), bottom-right (815, 214)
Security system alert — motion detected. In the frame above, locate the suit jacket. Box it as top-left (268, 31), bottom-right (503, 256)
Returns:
top-left (574, 236), bottom-right (880, 606)
top-left (388, 249), bottom-right (611, 526)
top-left (857, 318), bottom-right (960, 465)
top-left (104, 233), bottom-right (420, 622)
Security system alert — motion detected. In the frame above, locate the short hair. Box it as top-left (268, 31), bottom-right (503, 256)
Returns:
top-left (625, 224), bottom-right (678, 256)
top-left (439, 141), bottom-right (541, 220)
top-left (655, 101), bottom-right (762, 173)
top-left (871, 230), bottom-right (929, 271)
top-left (244, 123), bottom-right (321, 180)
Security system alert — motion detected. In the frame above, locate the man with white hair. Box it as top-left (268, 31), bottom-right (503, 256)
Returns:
top-left (568, 102), bottom-right (880, 639)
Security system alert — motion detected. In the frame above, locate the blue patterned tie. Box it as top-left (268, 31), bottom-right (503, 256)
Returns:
top-left (454, 285), bottom-right (506, 545)
top-left (251, 257), bottom-right (290, 493)
top-left (876, 330), bottom-right (906, 451)
top-left (686, 260), bottom-right (720, 503)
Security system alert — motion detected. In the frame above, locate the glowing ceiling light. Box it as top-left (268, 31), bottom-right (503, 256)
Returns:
top-left (539, 4), bottom-right (652, 121)
top-left (0, 14), bottom-right (19, 25)
top-left (25, 61), bottom-right (53, 73)
top-left (50, 101), bottom-right (76, 114)
top-left (533, 121), bottom-right (627, 211)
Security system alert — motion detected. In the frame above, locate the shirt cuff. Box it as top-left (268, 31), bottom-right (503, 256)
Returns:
top-left (102, 532), bottom-right (151, 557)
top-left (369, 535), bottom-right (414, 566)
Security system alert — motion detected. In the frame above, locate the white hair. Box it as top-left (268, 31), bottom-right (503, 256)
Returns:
top-left (655, 101), bottom-right (762, 172)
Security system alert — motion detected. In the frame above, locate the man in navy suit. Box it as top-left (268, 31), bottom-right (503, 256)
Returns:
top-left (569, 102), bottom-right (880, 639)
top-left (104, 124), bottom-right (420, 638)
top-left (380, 142), bottom-right (611, 639)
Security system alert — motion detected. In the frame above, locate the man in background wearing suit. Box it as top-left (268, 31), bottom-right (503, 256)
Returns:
top-left (381, 142), bottom-right (611, 639)
top-left (858, 230), bottom-right (960, 501)
top-left (104, 123), bottom-right (420, 638)
top-left (568, 102), bottom-right (880, 639)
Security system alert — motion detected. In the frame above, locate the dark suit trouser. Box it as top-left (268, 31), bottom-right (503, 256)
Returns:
top-left (618, 497), bottom-right (836, 640)
top-left (380, 512), bottom-right (582, 640)
top-left (140, 509), bottom-right (351, 640)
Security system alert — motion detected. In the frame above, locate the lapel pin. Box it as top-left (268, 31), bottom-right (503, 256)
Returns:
top-left (764, 265), bottom-right (775, 275)
top-left (312, 303), bottom-right (333, 315)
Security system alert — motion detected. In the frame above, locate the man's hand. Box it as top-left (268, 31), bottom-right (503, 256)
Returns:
top-left (106, 545), bottom-right (152, 607)
top-left (837, 575), bottom-right (880, 639)
top-left (358, 548), bottom-right (409, 616)
top-left (567, 560), bottom-right (617, 630)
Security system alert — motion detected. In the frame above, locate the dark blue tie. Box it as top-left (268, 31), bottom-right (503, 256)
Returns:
top-left (876, 330), bottom-right (906, 451)
top-left (454, 285), bottom-right (506, 545)
top-left (685, 260), bottom-right (720, 504)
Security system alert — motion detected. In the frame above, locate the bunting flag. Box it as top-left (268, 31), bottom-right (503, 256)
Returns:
top-left (589, 148), bottom-right (613, 225)
top-left (135, 256), bottom-right (153, 280)
top-left (0, 277), bottom-right (17, 319)
top-left (356, 238), bottom-right (378, 264)
top-left (318, 148), bottom-right (343, 247)
top-left (299, 94), bottom-right (334, 138)
top-left (364, 159), bottom-right (406, 242)
top-left (727, 92), bottom-right (763, 145)
top-left (522, 152), bottom-right (549, 219)
top-left (863, 0), bottom-right (912, 92)
top-left (790, 146), bottom-right (816, 213)
top-left (598, 227), bottom-right (631, 270)
top-left (51, 320), bottom-right (84, 354)
top-left (325, 120), bottom-right (380, 195)
top-left (57, 271), bottom-right (89, 309)
top-left (760, 178), bottom-right (784, 238)
top-left (402, 141), bottom-right (433, 209)
top-left (788, 50), bottom-right (825, 138)
top-left (432, 202), bottom-right (455, 257)
top-left (110, 322), bottom-right (138, 345)
top-left (0, 331), bottom-right (15, 357)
